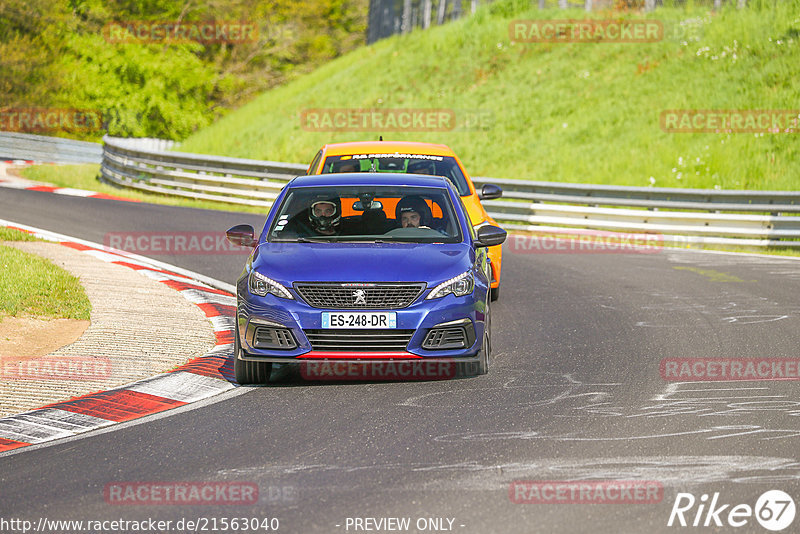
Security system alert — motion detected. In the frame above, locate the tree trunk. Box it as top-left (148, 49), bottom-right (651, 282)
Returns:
top-left (422, 0), bottom-right (432, 29)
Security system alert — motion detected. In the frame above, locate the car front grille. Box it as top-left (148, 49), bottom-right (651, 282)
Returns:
top-left (304, 329), bottom-right (415, 352)
top-left (294, 283), bottom-right (426, 309)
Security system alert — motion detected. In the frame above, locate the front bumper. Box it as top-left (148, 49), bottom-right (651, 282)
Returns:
top-left (236, 288), bottom-right (487, 361)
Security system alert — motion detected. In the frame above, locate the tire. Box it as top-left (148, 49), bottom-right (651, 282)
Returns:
top-left (490, 286), bottom-right (500, 302)
top-left (234, 323), bottom-right (272, 385)
top-left (476, 302), bottom-right (492, 375)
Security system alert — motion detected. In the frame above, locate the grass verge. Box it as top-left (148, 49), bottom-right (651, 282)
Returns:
top-left (178, 0), bottom-right (800, 191)
top-left (0, 241), bottom-right (92, 321)
top-left (0, 227), bottom-right (38, 242)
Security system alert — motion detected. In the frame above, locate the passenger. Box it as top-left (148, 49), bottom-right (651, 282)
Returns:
top-left (335, 160), bottom-right (359, 173)
top-left (395, 195), bottom-right (433, 229)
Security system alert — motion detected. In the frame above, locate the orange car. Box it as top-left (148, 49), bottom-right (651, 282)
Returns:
top-left (306, 141), bottom-right (504, 300)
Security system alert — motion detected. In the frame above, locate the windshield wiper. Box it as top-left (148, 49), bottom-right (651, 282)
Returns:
top-left (295, 236), bottom-right (334, 242)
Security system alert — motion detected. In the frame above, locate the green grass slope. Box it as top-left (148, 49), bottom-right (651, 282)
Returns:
top-left (179, 0), bottom-right (800, 191)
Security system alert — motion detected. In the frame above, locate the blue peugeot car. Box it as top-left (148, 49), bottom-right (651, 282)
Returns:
top-left (226, 172), bottom-right (506, 383)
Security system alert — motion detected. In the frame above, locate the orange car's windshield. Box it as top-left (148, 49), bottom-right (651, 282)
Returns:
top-left (320, 154), bottom-right (471, 196)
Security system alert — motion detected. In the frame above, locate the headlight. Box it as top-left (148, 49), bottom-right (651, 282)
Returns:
top-left (249, 271), bottom-right (294, 299)
top-left (426, 271), bottom-right (474, 299)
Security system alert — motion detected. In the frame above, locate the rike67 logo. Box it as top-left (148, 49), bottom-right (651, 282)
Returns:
top-left (668, 490), bottom-right (796, 531)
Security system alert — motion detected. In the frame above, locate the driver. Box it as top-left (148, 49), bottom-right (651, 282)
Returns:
top-left (407, 160), bottom-right (436, 175)
top-left (395, 195), bottom-right (433, 229)
top-left (308, 196), bottom-right (342, 235)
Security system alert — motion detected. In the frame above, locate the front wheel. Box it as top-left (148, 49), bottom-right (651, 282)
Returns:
top-left (476, 303), bottom-right (492, 375)
top-left (234, 324), bottom-right (272, 385)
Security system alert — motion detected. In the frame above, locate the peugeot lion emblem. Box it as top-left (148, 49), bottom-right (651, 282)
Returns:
top-left (353, 289), bottom-right (367, 305)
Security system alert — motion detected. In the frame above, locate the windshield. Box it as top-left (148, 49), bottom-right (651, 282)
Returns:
top-left (320, 153), bottom-right (471, 196)
top-left (269, 185), bottom-right (462, 243)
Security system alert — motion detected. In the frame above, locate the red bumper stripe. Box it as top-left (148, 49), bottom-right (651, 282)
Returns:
top-left (298, 351), bottom-right (422, 359)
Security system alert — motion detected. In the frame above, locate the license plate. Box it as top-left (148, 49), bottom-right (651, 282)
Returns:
top-left (321, 312), bottom-right (396, 329)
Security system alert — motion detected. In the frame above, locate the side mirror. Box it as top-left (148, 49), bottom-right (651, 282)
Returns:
top-left (226, 224), bottom-right (258, 247)
top-left (475, 225), bottom-right (507, 248)
top-left (477, 184), bottom-right (503, 201)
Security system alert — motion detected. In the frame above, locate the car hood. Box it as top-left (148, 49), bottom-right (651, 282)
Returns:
top-left (251, 242), bottom-right (474, 286)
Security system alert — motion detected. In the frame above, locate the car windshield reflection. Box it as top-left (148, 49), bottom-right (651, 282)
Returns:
top-left (269, 186), bottom-right (461, 243)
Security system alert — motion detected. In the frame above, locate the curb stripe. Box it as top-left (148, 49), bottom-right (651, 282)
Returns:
top-left (215, 330), bottom-right (235, 345)
top-left (111, 261), bottom-right (192, 279)
top-left (59, 241), bottom-right (93, 251)
top-left (0, 177), bottom-right (140, 203)
top-left (0, 438), bottom-right (30, 453)
top-left (196, 302), bottom-right (236, 318)
top-left (26, 185), bottom-right (58, 193)
top-left (171, 354), bottom-right (235, 382)
top-left (127, 372), bottom-right (235, 403)
top-left (179, 289), bottom-right (236, 307)
top-left (51, 390), bottom-right (187, 422)
top-left (162, 279), bottom-right (233, 296)
top-left (0, 222), bottom-right (241, 455)
top-left (0, 410), bottom-right (117, 444)
top-left (209, 315), bottom-right (235, 332)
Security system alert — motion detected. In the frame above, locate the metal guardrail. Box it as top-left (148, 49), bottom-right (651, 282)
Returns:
top-left (100, 136), bottom-right (306, 207)
top-left (74, 136), bottom-right (800, 248)
top-left (0, 132), bottom-right (102, 164)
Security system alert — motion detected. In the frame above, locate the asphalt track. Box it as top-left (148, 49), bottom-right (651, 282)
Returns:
top-left (2, 187), bottom-right (800, 533)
